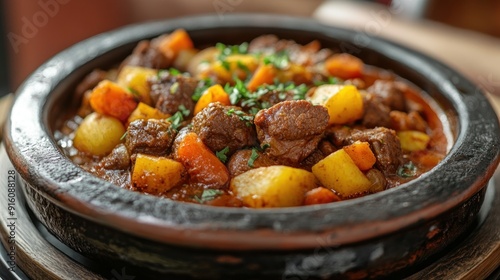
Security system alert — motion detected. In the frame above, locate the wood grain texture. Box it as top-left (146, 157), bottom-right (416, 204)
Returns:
top-left (0, 93), bottom-right (14, 140)
top-left (0, 144), bottom-right (104, 280)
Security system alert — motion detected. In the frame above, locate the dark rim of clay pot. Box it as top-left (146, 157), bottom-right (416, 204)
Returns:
top-left (4, 14), bottom-right (500, 251)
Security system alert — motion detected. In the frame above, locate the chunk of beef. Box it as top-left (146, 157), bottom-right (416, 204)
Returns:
top-left (97, 144), bottom-right (130, 170)
top-left (149, 72), bottom-right (197, 115)
top-left (361, 93), bottom-right (391, 128)
top-left (191, 103), bottom-right (257, 154)
top-left (347, 127), bottom-right (404, 175)
top-left (367, 80), bottom-right (408, 112)
top-left (326, 125), bottom-right (354, 148)
top-left (120, 37), bottom-right (170, 70)
top-left (90, 144), bottom-right (131, 188)
top-left (254, 100), bottom-right (329, 165)
top-left (390, 111), bottom-right (428, 132)
top-left (227, 149), bottom-right (278, 177)
top-left (125, 119), bottom-right (175, 157)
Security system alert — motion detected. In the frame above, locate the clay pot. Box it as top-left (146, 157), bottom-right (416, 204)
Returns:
top-left (4, 15), bottom-right (500, 279)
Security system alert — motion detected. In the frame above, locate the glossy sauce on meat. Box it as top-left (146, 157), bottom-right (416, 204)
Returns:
top-left (55, 30), bottom-right (450, 208)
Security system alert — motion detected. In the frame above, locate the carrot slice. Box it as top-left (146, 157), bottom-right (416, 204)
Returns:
top-left (342, 141), bottom-right (376, 171)
top-left (89, 80), bottom-right (138, 123)
top-left (175, 132), bottom-right (229, 188)
top-left (194, 85), bottom-right (231, 115)
top-left (247, 64), bottom-right (277, 92)
top-left (158, 29), bottom-right (194, 60)
top-left (325, 53), bottom-right (364, 80)
top-left (304, 187), bottom-right (341, 205)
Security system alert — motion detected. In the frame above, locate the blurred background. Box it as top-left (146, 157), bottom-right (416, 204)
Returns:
top-left (1, 0), bottom-right (500, 96)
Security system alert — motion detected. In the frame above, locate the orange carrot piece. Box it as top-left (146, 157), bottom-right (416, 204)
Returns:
top-left (343, 141), bottom-right (376, 171)
top-left (175, 132), bottom-right (230, 188)
top-left (304, 187), bottom-right (341, 205)
top-left (158, 29), bottom-right (194, 60)
top-left (194, 84), bottom-right (231, 115)
top-left (89, 80), bottom-right (138, 123)
top-left (247, 64), bottom-right (277, 92)
top-left (325, 53), bottom-right (364, 80)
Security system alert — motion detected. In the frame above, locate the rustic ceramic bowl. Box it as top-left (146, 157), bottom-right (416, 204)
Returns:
top-left (4, 15), bottom-right (500, 279)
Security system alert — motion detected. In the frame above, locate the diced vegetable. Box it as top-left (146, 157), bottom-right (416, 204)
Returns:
top-left (132, 154), bottom-right (185, 194)
top-left (230, 166), bottom-right (317, 208)
top-left (397, 130), bottom-right (430, 151)
top-left (307, 84), bottom-right (364, 125)
top-left (342, 141), bottom-right (376, 171)
top-left (187, 47), bottom-right (218, 76)
top-left (127, 102), bottom-right (170, 126)
top-left (73, 112), bottom-right (125, 156)
top-left (89, 80), bottom-right (138, 122)
top-left (173, 49), bottom-right (198, 71)
top-left (175, 132), bottom-right (229, 187)
top-left (158, 29), bottom-right (194, 60)
top-left (193, 84), bottom-right (231, 115)
top-left (325, 53), bottom-right (364, 79)
top-left (116, 66), bottom-right (157, 105)
top-left (304, 187), bottom-right (341, 205)
top-left (211, 54), bottom-right (259, 82)
top-left (247, 64), bottom-right (277, 92)
top-left (312, 149), bottom-right (372, 197)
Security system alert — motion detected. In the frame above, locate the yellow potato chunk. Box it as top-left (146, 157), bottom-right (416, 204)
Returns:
top-left (230, 166), bottom-right (317, 208)
top-left (132, 154), bottom-right (185, 194)
top-left (73, 112), bottom-right (125, 156)
top-left (312, 149), bottom-right (372, 197)
top-left (211, 54), bottom-right (259, 82)
top-left (116, 66), bottom-right (157, 105)
top-left (397, 130), bottom-right (430, 151)
top-left (307, 84), bottom-right (364, 125)
top-left (127, 102), bottom-right (170, 126)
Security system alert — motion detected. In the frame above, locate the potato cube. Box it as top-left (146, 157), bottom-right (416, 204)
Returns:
top-left (132, 154), bottom-right (185, 194)
top-left (312, 149), bottom-right (372, 197)
top-left (127, 102), bottom-right (169, 126)
top-left (397, 130), bottom-right (430, 151)
top-left (230, 166), bottom-right (317, 208)
top-left (307, 84), bottom-right (364, 125)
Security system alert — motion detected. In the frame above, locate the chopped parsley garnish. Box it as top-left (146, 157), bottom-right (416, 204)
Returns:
top-left (216, 146), bottom-right (230, 163)
top-left (226, 108), bottom-right (253, 126)
top-left (168, 68), bottom-right (181, 76)
top-left (192, 78), bottom-right (214, 102)
top-left (167, 111), bottom-right (184, 132)
top-left (247, 148), bottom-right (260, 167)
top-left (119, 132), bottom-right (127, 141)
top-left (397, 161), bottom-right (417, 178)
top-left (314, 76), bottom-right (340, 86)
top-left (216, 42), bottom-right (249, 59)
top-left (263, 51), bottom-right (290, 70)
top-left (170, 82), bottom-right (179, 94)
top-left (236, 60), bottom-right (250, 73)
top-left (255, 82), bottom-right (309, 101)
top-left (221, 60), bottom-right (231, 71)
top-left (194, 189), bottom-right (224, 203)
top-left (226, 78), bottom-right (250, 105)
top-left (178, 104), bottom-right (190, 117)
